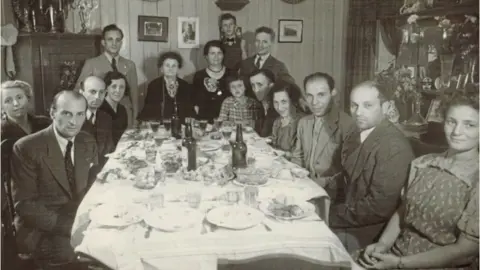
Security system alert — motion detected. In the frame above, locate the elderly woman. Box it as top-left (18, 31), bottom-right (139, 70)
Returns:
top-left (269, 82), bottom-right (304, 157)
top-left (193, 40), bottom-right (233, 123)
top-left (99, 71), bottom-right (129, 146)
top-left (358, 89), bottom-right (479, 270)
top-left (137, 51), bottom-right (195, 123)
top-left (1, 80), bottom-right (51, 143)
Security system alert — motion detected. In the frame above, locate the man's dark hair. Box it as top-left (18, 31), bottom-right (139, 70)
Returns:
top-left (303, 72), bottom-right (335, 91)
top-left (51, 90), bottom-right (87, 111)
top-left (158, 51), bottom-right (184, 69)
top-left (104, 71), bottom-right (130, 97)
top-left (255, 26), bottom-right (275, 40)
top-left (102, 24), bottom-right (124, 40)
top-left (219, 13), bottom-right (237, 24)
top-left (354, 80), bottom-right (391, 103)
top-left (249, 69), bottom-right (276, 84)
top-left (203, 40), bottom-right (226, 56)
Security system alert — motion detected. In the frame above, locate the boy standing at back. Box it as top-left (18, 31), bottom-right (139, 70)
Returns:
top-left (220, 13), bottom-right (247, 70)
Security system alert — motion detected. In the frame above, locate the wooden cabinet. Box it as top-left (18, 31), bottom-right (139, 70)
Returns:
top-left (14, 33), bottom-right (101, 115)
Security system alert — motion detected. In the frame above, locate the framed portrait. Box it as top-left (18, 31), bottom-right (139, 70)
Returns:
top-left (138, 16), bottom-right (168, 42)
top-left (426, 99), bottom-right (444, 123)
top-left (278, 19), bottom-right (303, 43)
top-left (178, 17), bottom-right (200, 48)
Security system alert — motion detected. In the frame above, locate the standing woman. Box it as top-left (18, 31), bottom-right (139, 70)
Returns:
top-left (358, 89), bottom-right (479, 270)
top-left (137, 51), bottom-right (195, 123)
top-left (99, 71), bottom-right (129, 146)
top-left (1, 80), bottom-right (51, 143)
top-left (193, 40), bottom-right (233, 123)
top-left (269, 83), bottom-right (304, 157)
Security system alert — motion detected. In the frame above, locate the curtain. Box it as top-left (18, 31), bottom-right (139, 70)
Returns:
top-left (379, 18), bottom-right (401, 57)
top-left (344, 0), bottom-right (378, 107)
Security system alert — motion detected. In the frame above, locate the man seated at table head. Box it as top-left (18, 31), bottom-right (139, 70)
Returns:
top-left (10, 90), bottom-right (98, 268)
top-left (79, 75), bottom-right (114, 167)
top-left (237, 26), bottom-right (295, 85)
top-left (291, 72), bottom-right (357, 197)
top-left (329, 80), bottom-right (414, 253)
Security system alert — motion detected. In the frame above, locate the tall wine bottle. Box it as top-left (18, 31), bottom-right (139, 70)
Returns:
top-left (183, 121), bottom-right (197, 171)
top-left (231, 124), bottom-right (247, 169)
top-left (171, 102), bottom-right (182, 139)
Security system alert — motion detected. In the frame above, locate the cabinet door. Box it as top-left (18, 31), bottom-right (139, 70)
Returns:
top-left (36, 39), bottom-right (98, 114)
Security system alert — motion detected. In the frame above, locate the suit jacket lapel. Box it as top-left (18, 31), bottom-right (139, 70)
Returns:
top-left (262, 55), bottom-right (275, 70)
top-left (73, 136), bottom-right (89, 196)
top-left (43, 126), bottom-right (73, 198)
top-left (312, 108), bottom-right (340, 164)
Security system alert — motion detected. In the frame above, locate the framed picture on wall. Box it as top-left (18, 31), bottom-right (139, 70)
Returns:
top-left (426, 99), bottom-right (444, 123)
top-left (138, 16), bottom-right (168, 42)
top-left (178, 17), bottom-right (200, 48)
top-left (278, 19), bottom-right (303, 43)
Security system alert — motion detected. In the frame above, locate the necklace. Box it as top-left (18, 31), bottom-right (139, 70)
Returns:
top-left (207, 66), bottom-right (224, 73)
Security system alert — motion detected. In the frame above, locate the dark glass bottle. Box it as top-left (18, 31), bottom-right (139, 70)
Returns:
top-left (231, 124), bottom-right (247, 169)
top-left (171, 102), bottom-right (182, 139)
top-left (184, 121), bottom-right (197, 171)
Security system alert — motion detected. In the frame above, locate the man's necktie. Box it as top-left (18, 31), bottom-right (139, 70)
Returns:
top-left (111, 57), bottom-right (118, 72)
top-left (88, 112), bottom-right (95, 125)
top-left (255, 56), bottom-right (262, 69)
top-left (65, 141), bottom-right (76, 197)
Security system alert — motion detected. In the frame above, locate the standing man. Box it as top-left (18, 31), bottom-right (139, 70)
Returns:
top-left (11, 91), bottom-right (98, 269)
top-left (237, 26), bottom-right (295, 85)
top-left (219, 13), bottom-right (247, 70)
top-left (78, 75), bottom-right (114, 168)
top-left (329, 81), bottom-right (414, 252)
top-left (75, 24), bottom-right (138, 128)
top-left (291, 72), bottom-right (357, 198)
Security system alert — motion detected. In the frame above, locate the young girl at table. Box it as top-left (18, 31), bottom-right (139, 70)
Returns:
top-left (269, 82), bottom-right (304, 158)
top-left (217, 75), bottom-right (262, 128)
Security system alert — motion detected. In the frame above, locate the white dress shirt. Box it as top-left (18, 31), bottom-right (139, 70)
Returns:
top-left (53, 126), bottom-right (75, 164)
top-left (360, 127), bottom-right (375, 143)
top-left (86, 110), bottom-right (97, 124)
top-left (255, 53), bottom-right (270, 69)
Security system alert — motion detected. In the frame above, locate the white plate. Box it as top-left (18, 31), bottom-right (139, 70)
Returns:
top-left (258, 201), bottom-right (316, 221)
top-left (144, 206), bottom-right (203, 232)
top-left (206, 205), bottom-right (264, 230)
top-left (199, 142), bottom-right (223, 152)
top-left (89, 203), bottom-right (146, 227)
top-left (232, 179), bottom-right (269, 187)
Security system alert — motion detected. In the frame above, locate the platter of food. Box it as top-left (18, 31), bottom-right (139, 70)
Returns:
top-left (125, 156), bottom-right (149, 174)
top-left (233, 168), bottom-right (269, 187)
top-left (258, 195), bottom-right (316, 221)
top-left (181, 163), bottom-right (235, 185)
top-left (206, 205), bottom-right (264, 230)
top-left (143, 206), bottom-right (203, 232)
top-left (89, 203), bottom-right (146, 227)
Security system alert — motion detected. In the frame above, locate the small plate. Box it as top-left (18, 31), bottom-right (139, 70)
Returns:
top-left (258, 201), bottom-right (316, 221)
top-left (232, 179), bottom-right (269, 187)
top-left (143, 206), bottom-right (203, 232)
top-left (89, 203), bottom-right (146, 227)
top-left (206, 205), bottom-right (264, 230)
top-left (199, 142), bottom-right (223, 152)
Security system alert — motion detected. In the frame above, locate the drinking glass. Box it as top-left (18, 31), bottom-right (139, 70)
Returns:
top-left (220, 122), bottom-right (233, 141)
top-left (187, 191), bottom-right (202, 209)
top-left (244, 186), bottom-right (259, 207)
top-left (213, 118), bottom-right (223, 131)
top-left (149, 120), bottom-right (161, 133)
top-left (150, 192), bottom-right (164, 208)
top-left (199, 120), bottom-right (208, 133)
top-left (154, 165), bottom-right (166, 186)
top-left (145, 148), bottom-right (157, 163)
top-left (163, 119), bottom-right (172, 132)
top-left (226, 189), bottom-right (241, 205)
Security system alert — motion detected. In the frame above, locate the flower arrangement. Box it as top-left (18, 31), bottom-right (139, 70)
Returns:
top-left (375, 61), bottom-right (422, 104)
top-left (434, 15), bottom-right (479, 57)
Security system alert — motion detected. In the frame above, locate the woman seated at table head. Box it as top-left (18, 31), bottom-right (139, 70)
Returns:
top-left (1, 80), bottom-right (51, 143)
top-left (217, 74), bottom-right (262, 128)
top-left (357, 88), bottom-right (479, 270)
top-left (269, 82), bottom-right (305, 157)
top-left (137, 51), bottom-right (195, 123)
top-left (99, 71), bottom-right (129, 146)
top-left (193, 40), bottom-right (233, 123)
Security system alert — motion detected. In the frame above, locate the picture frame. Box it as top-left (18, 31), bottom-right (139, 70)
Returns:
top-left (278, 19), bottom-right (303, 43)
top-left (178, 17), bottom-right (200, 48)
top-left (426, 99), bottom-right (444, 123)
top-left (138, 16), bottom-right (168, 42)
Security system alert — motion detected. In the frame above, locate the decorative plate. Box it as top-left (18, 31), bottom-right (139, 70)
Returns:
top-left (143, 206), bottom-right (203, 232)
top-left (258, 200), bottom-right (316, 221)
top-left (206, 205), bottom-right (264, 230)
top-left (89, 203), bottom-right (146, 227)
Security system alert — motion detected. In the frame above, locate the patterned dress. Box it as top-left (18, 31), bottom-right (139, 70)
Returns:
top-left (391, 152), bottom-right (479, 270)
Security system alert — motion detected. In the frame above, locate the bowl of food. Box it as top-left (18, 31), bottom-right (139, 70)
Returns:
top-left (133, 168), bottom-right (158, 190)
top-left (234, 167), bottom-right (269, 186)
top-left (162, 153), bottom-right (182, 174)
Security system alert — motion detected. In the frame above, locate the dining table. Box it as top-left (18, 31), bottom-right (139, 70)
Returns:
top-left (70, 124), bottom-right (362, 270)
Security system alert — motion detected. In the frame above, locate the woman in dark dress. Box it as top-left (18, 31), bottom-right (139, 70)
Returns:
top-left (99, 71), bottom-right (129, 146)
top-left (137, 51), bottom-right (194, 123)
top-left (1, 80), bottom-right (51, 143)
top-left (193, 40), bottom-right (233, 123)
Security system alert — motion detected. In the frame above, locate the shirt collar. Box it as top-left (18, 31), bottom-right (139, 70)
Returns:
top-left (256, 53), bottom-right (270, 62)
top-left (360, 127), bottom-right (375, 143)
top-left (53, 125), bottom-right (75, 154)
top-left (104, 52), bottom-right (120, 64)
top-left (87, 109), bottom-right (97, 123)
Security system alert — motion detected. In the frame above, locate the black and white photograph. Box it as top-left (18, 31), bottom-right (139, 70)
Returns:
top-left (1, 0), bottom-right (479, 270)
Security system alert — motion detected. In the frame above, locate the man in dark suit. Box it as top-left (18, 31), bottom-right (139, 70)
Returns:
top-left (329, 81), bottom-right (414, 253)
top-left (11, 91), bottom-right (98, 269)
top-left (249, 69), bottom-right (277, 137)
top-left (237, 26), bottom-right (295, 85)
top-left (79, 75), bottom-right (114, 167)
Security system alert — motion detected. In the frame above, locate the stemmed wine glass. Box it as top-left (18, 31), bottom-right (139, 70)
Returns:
top-left (220, 121), bottom-right (233, 147)
top-left (149, 120), bottom-right (161, 133)
top-left (198, 120), bottom-right (208, 134)
top-left (163, 119), bottom-right (172, 133)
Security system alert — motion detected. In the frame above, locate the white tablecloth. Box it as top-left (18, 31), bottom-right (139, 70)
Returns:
top-left (71, 128), bottom-right (361, 270)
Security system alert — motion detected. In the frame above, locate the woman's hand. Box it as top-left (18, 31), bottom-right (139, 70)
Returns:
top-left (369, 253), bottom-right (401, 269)
top-left (358, 242), bottom-right (390, 268)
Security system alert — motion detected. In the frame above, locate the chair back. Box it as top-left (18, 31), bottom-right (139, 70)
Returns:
top-left (1, 139), bottom-right (15, 218)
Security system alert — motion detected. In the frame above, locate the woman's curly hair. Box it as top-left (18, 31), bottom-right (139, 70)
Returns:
top-left (439, 84), bottom-right (479, 119)
top-left (158, 51), bottom-right (184, 69)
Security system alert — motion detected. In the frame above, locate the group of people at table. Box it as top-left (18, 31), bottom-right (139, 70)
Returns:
top-left (1, 13), bottom-right (478, 270)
